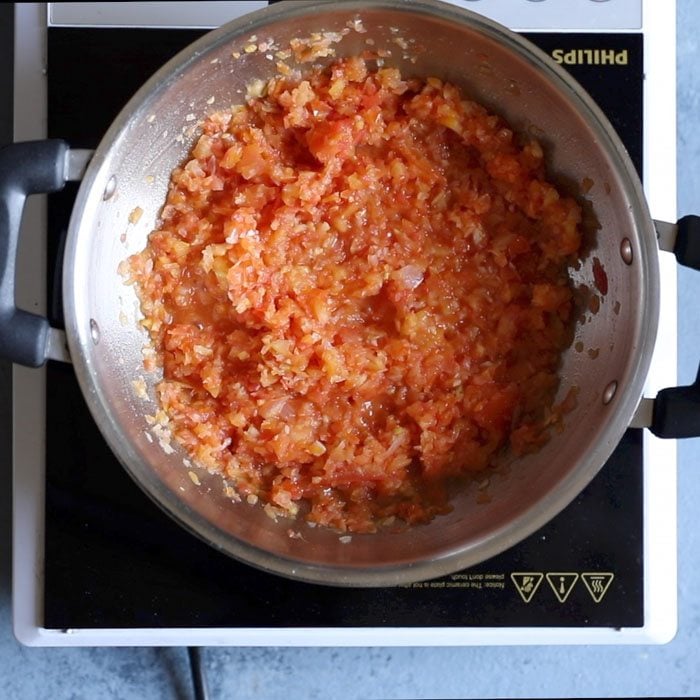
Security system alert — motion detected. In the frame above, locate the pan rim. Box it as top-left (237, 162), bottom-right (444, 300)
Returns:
top-left (62, 0), bottom-right (660, 586)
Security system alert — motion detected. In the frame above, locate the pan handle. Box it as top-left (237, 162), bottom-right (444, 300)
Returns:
top-left (0, 139), bottom-right (90, 367)
top-left (646, 216), bottom-right (700, 438)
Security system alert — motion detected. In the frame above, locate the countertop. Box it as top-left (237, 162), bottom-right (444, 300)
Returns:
top-left (2, 2), bottom-right (700, 698)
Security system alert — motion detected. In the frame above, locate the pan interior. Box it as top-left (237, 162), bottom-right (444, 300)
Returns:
top-left (63, 0), bottom-right (658, 585)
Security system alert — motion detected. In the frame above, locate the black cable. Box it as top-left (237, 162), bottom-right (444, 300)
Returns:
top-left (187, 646), bottom-right (210, 700)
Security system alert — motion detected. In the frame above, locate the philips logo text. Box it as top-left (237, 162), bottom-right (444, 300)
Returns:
top-left (551, 49), bottom-right (628, 66)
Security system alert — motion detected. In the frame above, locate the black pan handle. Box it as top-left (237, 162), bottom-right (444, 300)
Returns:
top-left (0, 139), bottom-right (70, 367)
top-left (649, 216), bottom-right (700, 438)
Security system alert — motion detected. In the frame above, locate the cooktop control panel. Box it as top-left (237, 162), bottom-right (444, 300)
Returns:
top-left (446, 0), bottom-right (642, 30)
top-left (48, 0), bottom-right (643, 31)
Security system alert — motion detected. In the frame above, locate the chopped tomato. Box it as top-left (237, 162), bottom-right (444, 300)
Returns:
top-left (127, 57), bottom-right (583, 533)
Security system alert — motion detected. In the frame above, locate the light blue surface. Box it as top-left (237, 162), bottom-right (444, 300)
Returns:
top-left (2, 3), bottom-right (700, 699)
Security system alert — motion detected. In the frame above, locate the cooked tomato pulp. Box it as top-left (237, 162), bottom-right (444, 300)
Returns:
top-left (127, 57), bottom-right (582, 533)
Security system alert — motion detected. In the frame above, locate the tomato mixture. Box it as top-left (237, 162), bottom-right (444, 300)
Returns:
top-left (127, 56), bottom-right (582, 533)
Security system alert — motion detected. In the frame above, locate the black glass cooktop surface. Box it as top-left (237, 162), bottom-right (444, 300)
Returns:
top-left (44, 28), bottom-right (644, 630)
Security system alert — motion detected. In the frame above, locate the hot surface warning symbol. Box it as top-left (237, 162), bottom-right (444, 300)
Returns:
top-left (510, 572), bottom-right (544, 603)
top-left (581, 572), bottom-right (614, 603)
top-left (545, 573), bottom-right (579, 602)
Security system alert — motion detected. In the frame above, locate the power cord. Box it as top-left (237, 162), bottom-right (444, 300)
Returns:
top-left (187, 647), bottom-right (210, 700)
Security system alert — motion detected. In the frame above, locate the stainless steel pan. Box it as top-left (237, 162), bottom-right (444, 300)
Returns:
top-left (2, 0), bottom-right (699, 586)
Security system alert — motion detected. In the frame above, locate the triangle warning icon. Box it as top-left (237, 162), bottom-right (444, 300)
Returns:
top-left (545, 572), bottom-right (579, 603)
top-left (581, 572), bottom-right (615, 603)
top-left (510, 572), bottom-right (544, 603)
